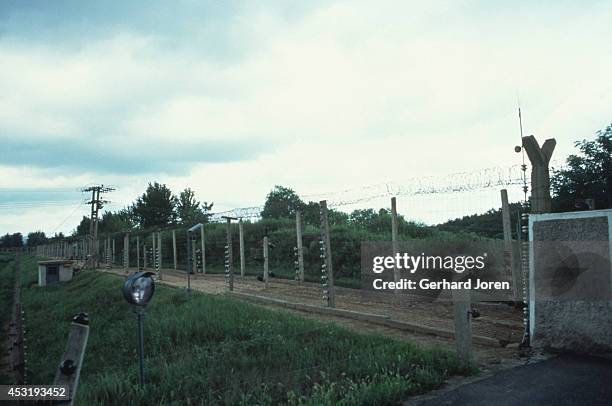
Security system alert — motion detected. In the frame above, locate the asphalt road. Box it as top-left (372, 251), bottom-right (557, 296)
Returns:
top-left (414, 355), bottom-right (612, 406)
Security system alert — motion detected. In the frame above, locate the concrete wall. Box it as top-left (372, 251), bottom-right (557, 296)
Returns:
top-left (529, 209), bottom-right (612, 353)
top-left (59, 265), bottom-right (73, 282)
top-left (38, 263), bottom-right (74, 286)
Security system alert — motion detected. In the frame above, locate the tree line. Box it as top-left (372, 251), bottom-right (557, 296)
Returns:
top-left (13, 123), bottom-right (612, 246)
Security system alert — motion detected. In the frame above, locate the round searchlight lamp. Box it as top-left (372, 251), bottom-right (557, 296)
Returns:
top-left (122, 271), bottom-right (155, 386)
top-left (123, 271), bottom-right (155, 306)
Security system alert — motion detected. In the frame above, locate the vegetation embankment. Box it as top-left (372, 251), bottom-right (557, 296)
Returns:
top-left (18, 255), bottom-right (472, 405)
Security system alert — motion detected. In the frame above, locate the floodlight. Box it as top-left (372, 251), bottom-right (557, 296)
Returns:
top-left (122, 271), bottom-right (156, 386)
top-left (122, 272), bottom-right (155, 306)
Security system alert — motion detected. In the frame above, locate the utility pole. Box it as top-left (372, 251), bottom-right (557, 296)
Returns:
top-left (82, 185), bottom-right (115, 269)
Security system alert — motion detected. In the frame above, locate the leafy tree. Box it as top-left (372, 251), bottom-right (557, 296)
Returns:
top-left (261, 186), bottom-right (305, 219)
top-left (176, 188), bottom-right (213, 225)
top-left (131, 182), bottom-right (178, 228)
top-left (99, 209), bottom-right (134, 233)
top-left (0, 232), bottom-right (23, 248)
top-left (26, 231), bottom-right (47, 246)
top-left (74, 216), bottom-right (91, 236)
top-left (551, 124), bottom-right (612, 211)
top-left (437, 203), bottom-right (523, 239)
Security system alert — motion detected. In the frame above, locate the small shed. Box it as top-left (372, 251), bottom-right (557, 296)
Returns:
top-left (38, 260), bottom-right (75, 286)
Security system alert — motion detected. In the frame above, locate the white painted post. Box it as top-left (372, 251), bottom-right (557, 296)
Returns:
top-left (452, 288), bottom-right (473, 362)
top-left (200, 226), bottom-right (206, 274)
top-left (239, 220), bottom-right (245, 278)
top-left (172, 230), bottom-right (177, 270)
top-left (296, 211), bottom-right (304, 282)
top-left (263, 236), bottom-right (269, 289)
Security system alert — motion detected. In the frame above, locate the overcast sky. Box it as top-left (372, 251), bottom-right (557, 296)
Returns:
top-left (1, 0), bottom-right (611, 236)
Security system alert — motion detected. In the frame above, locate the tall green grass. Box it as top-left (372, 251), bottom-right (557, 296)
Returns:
top-left (0, 253), bottom-right (17, 384)
top-left (19, 255), bottom-right (472, 405)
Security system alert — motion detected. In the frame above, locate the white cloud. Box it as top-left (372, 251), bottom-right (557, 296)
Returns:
top-left (0, 0), bottom-right (611, 234)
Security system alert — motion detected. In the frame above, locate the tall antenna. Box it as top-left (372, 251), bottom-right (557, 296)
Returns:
top-left (516, 98), bottom-right (528, 203)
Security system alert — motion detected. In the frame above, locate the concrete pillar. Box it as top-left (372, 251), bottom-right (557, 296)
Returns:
top-left (151, 233), bottom-right (156, 270)
top-left (200, 226), bottom-right (206, 274)
top-left (123, 233), bottom-right (129, 272)
top-left (522, 135), bottom-right (556, 213)
top-left (452, 288), bottom-right (473, 362)
top-left (391, 197), bottom-right (400, 296)
top-left (501, 189), bottom-right (521, 303)
top-left (263, 236), bottom-right (269, 289)
top-left (157, 231), bottom-right (162, 270)
top-left (172, 230), bottom-right (177, 270)
top-left (296, 211), bottom-right (304, 282)
top-left (320, 200), bottom-right (336, 308)
top-left (239, 220), bottom-right (245, 278)
top-left (136, 235), bottom-right (140, 270)
top-left (225, 218), bottom-right (234, 291)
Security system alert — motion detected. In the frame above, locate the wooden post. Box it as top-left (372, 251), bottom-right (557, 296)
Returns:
top-left (172, 230), bottom-right (177, 270)
top-left (501, 189), bottom-right (521, 303)
top-left (136, 236), bottom-right (140, 270)
top-left (239, 220), bottom-right (245, 278)
top-left (391, 197), bottom-right (400, 296)
top-left (522, 135), bottom-right (556, 213)
top-left (111, 238), bottom-right (115, 265)
top-left (143, 244), bottom-right (147, 269)
top-left (296, 211), bottom-right (305, 282)
top-left (452, 288), bottom-right (473, 362)
top-left (263, 236), bottom-right (269, 289)
top-left (53, 314), bottom-right (90, 406)
top-left (200, 226), bottom-right (206, 274)
top-left (320, 200), bottom-right (336, 308)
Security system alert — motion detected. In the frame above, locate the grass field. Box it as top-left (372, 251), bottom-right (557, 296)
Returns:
top-left (0, 253), bottom-right (17, 384)
top-left (13, 255), bottom-right (473, 405)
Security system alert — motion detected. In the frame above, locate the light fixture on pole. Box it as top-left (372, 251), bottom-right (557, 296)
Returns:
top-left (122, 271), bottom-right (155, 385)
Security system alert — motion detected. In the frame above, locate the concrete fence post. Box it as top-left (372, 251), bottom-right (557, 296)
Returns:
top-left (123, 233), bottom-right (129, 272)
top-left (239, 220), bottom-right (245, 278)
top-left (200, 226), bottom-right (206, 274)
top-left (143, 244), bottom-right (147, 269)
top-left (296, 211), bottom-right (305, 283)
top-left (172, 229), bottom-right (177, 270)
top-left (136, 235), bottom-right (140, 270)
top-left (223, 217), bottom-right (236, 291)
top-left (263, 236), bottom-right (269, 289)
top-left (391, 197), bottom-right (400, 296)
top-left (452, 288), bottom-right (473, 362)
top-left (320, 200), bottom-right (336, 308)
top-left (522, 135), bottom-right (556, 213)
top-left (501, 189), bottom-right (521, 303)
top-left (157, 231), bottom-right (163, 271)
